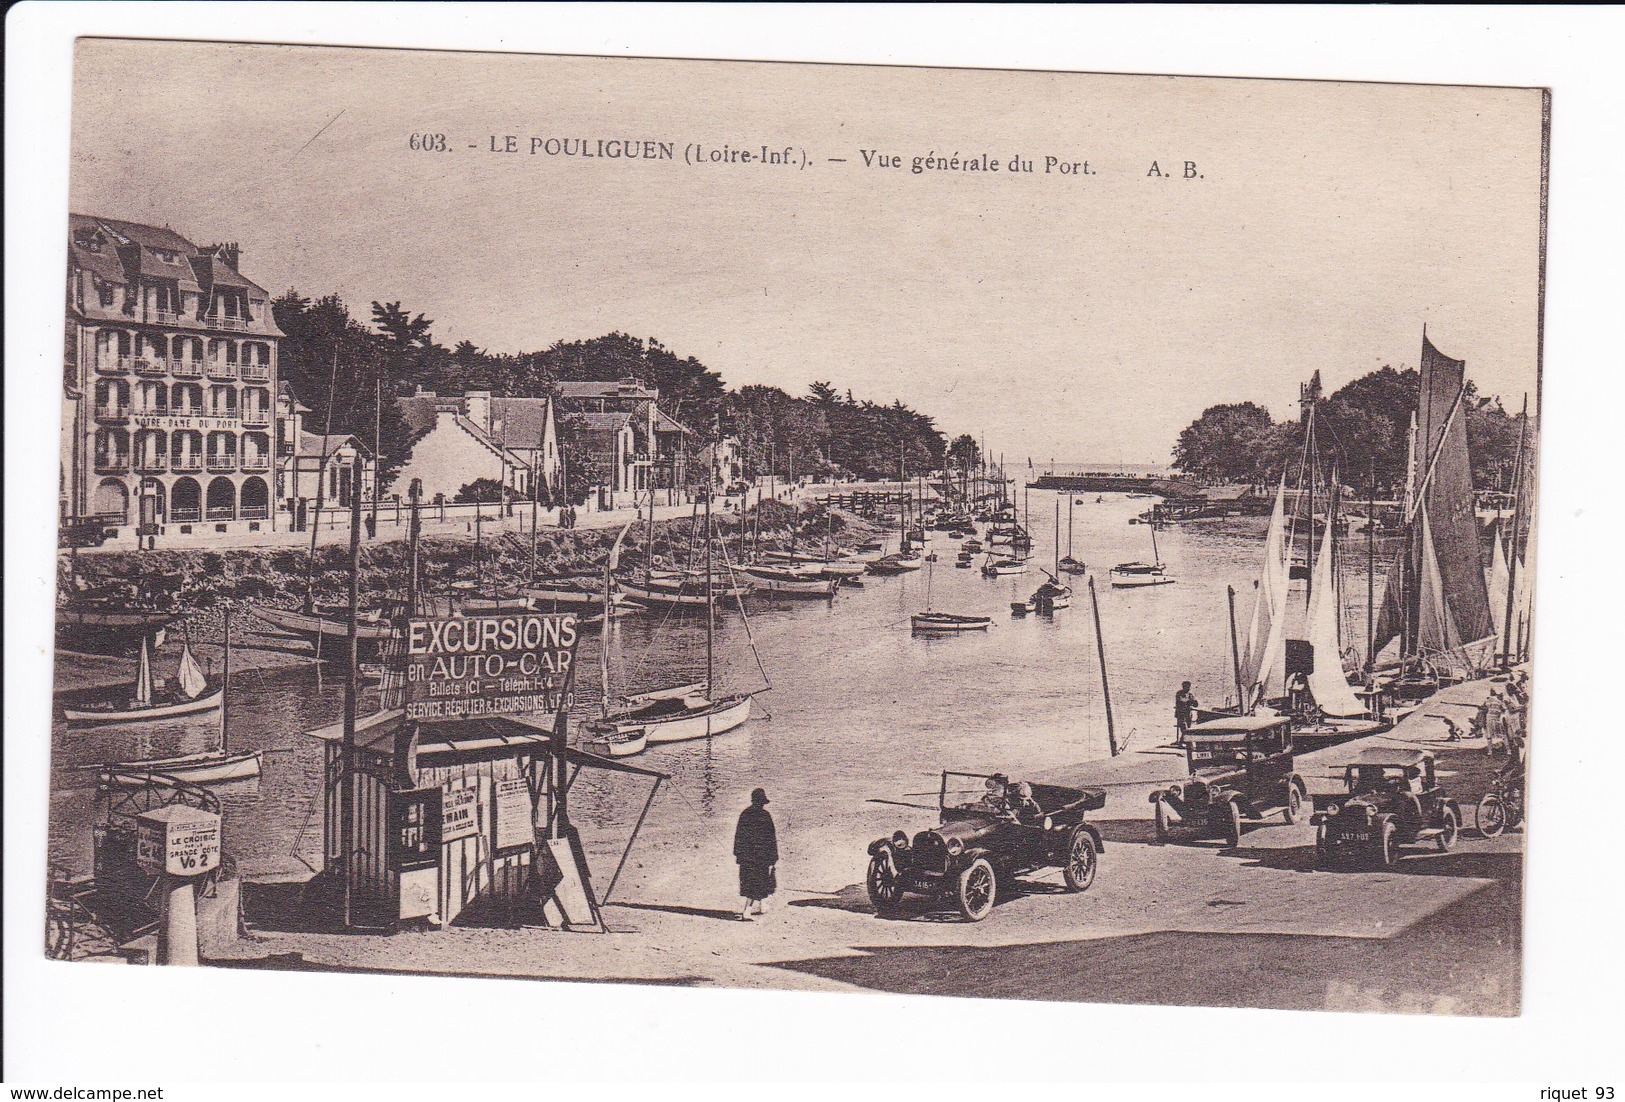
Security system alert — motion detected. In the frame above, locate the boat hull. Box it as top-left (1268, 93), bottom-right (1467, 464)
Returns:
top-left (1109, 575), bottom-right (1176, 588)
top-left (63, 686), bottom-right (225, 724)
top-left (98, 749), bottom-right (263, 785)
top-left (255, 606), bottom-right (395, 644)
top-left (598, 694), bottom-right (754, 744)
top-left (911, 613), bottom-right (991, 633)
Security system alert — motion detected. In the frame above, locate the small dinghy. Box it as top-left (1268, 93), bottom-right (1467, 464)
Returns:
top-left (981, 555), bottom-right (1028, 578)
top-left (94, 748), bottom-right (262, 786)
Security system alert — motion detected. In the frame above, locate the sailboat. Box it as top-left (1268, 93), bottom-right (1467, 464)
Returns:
top-left (912, 559), bottom-right (991, 634)
top-left (63, 633), bottom-right (224, 723)
top-left (588, 499), bottom-right (764, 747)
top-left (1110, 521), bottom-right (1174, 587)
top-left (1370, 334), bottom-right (1500, 691)
top-left (1058, 491), bottom-right (1086, 575)
top-left (1027, 500), bottom-right (1073, 612)
top-left (80, 613), bottom-right (263, 783)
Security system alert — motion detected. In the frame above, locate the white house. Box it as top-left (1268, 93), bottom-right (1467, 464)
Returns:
top-left (393, 389), bottom-right (555, 504)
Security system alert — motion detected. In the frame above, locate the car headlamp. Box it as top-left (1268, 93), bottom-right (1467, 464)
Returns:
top-left (1043, 816), bottom-right (1054, 830)
top-left (891, 830), bottom-right (909, 848)
top-left (946, 837), bottom-right (964, 856)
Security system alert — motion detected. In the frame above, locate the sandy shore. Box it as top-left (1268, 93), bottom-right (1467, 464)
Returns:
top-left (200, 671), bottom-right (1524, 1015)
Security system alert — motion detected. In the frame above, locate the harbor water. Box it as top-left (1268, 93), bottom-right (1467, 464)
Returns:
top-left (49, 492), bottom-right (1394, 910)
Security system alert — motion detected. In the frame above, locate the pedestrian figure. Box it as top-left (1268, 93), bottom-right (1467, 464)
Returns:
top-left (733, 788), bottom-right (778, 920)
top-left (1174, 681), bottom-right (1199, 744)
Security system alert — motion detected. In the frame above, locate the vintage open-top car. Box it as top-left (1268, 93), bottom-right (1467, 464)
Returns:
top-left (866, 771), bottom-right (1107, 921)
top-left (1149, 715), bottom-right (1306, 846)
top-left (1311, 748), bottom-right (1462, 868)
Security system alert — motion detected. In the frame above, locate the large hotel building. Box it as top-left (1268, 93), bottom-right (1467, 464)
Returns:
top-left (63, 215), bottom-right (286, 543)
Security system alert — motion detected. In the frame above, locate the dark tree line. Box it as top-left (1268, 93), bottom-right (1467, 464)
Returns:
top-left (1172, 366), bottom-right (1530, 495)
top-left (273, 293), bottom-right (951, 490)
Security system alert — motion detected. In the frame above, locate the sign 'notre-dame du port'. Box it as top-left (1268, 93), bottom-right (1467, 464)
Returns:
top-left (404, 612), bottom-right (579, 721)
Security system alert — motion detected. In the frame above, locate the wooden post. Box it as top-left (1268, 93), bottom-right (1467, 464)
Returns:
top-left (1500, 394), bottom-right (1529, 669)
top-left (1088, 577), bottom-right (1118, 756)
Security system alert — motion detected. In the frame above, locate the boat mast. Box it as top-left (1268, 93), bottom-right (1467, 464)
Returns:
top-left (1366, 458), bottom-right (1375, 672)
top-left (1054, 498), bottom-right (1060, 578)
top-left (1088, 576), bottom-right (1119, 756)
top-left (304, 346), bottom-right (341, 617)
top-left (1067, 492), bottom-right (1075, 561)
top-left (406, 479), bottom-right (422, 617)
top-left (704, 491), bottom-right (714, 696)
top-left (1150, 518), bottom-right (1161, 568)
top-left (1227, 585), bottom-right (1245, 712)
top-left (340, 461), bottom-right (363, 930)
top-left (1500, 394), bottom-right (1529, 668)
top-left (220, 608), bottom-right (232, 753)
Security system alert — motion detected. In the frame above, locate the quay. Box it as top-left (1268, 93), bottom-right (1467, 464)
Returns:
top-left (1026, 473), bottom-right (1186, 496)
top-left (181, 670), bottom-right (1522, 1014)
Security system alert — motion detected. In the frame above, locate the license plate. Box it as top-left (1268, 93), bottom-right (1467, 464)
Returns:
top-left (1343, 832), bottom-right (1369, 842)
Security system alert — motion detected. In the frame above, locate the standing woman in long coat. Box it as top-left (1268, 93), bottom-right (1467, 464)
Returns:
top-left (733, 788), bottom-right (778, 920)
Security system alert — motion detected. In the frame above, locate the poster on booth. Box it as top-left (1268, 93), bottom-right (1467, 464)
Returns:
top-left (403, 612), bottom-right (580, 722)
top-left (492, 776), bottom-right (535, 853)
top-left (441, 777), bottom-right (485, 843)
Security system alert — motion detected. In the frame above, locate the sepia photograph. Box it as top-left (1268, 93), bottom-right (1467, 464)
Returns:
top-left (9, 5), bottom-right (1620, 1089)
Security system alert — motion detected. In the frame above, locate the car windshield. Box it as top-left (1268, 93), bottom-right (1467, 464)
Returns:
top-left (1349, 765), bottom-right (1408, 792)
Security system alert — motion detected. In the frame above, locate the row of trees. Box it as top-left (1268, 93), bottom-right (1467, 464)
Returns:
top-left (1171, 366), bottom-right (1529, 495)
top-left (272, 292), bottom-right (952, 494)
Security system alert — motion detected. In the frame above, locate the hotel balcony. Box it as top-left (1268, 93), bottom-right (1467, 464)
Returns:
top-left (94, 405), bottom-right (130, 422)
top-left (207, 361), bottom-right (239, 381)
top-left (240, 504), bottom-right (270, 520)
top-left (172, 359), bottom-right (204, 379)
top-left (134, 357), bottom-right (168, 377)
top-left (241, 454), bottom-right (272, 472)
top-left (98, 357), bottom-right (133, 376)
top-left (205, 314), bottom-right (249, 332)
top-left (171, 455), bottom-right (203, 473)
top-left (94, 453), bottom-right (130, 473)
top-left (205, 505), bottom-right (237, 521)
top-left (206, 453), bottom-right (238, 472)
top-left (241, 364), bottom-right (271, 383)
top-left (134, 454), bottom-right (167, 474)
top-left (150, 308), bottom-right (185, 325)
top-left (241, 408), bottom-right (271, 427)
top-left (207, 408), bottom-right (240, 422)
top-left (171, 506), bottom-right (202, 523)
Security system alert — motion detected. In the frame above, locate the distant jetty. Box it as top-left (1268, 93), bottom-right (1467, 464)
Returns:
top-left (1026, 473), bottom-right (1187, 496)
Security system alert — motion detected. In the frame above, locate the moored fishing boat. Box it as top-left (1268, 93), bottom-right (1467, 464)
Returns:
top-left (867, 553), bottom-right (923, 575)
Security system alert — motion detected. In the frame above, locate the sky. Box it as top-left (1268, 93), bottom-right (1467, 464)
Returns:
top-left (69, 40), bottom-right (1545, 465)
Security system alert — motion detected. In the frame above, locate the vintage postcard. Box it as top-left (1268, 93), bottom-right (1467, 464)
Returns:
top-left (48, 38), bottom-right (1541, 1018)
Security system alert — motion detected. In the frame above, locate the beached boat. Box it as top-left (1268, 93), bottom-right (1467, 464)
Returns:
top-left (255, 604), bottom-right (396, 646)
top-left (62, 637), bottom-right (223, 724)
top-left (618, 576), bottom-right (752, 606)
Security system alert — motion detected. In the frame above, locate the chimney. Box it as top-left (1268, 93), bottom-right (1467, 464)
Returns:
top-left (465, 391), bottom-right (492, 433)
top-left (205, 242), bottom-right (242, 270)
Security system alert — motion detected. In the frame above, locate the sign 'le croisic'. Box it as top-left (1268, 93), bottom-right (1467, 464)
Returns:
top-left (403, 612), bottom-right (579, 721)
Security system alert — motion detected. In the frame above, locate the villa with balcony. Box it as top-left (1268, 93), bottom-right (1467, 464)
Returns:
top-left (64, 214), bottom-right (284, 543)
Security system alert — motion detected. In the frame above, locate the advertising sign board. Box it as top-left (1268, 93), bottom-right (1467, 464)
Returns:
top-left (135, 806), bottom-right (222, 877)
top-left (403, 612), bottom-right (579, 722)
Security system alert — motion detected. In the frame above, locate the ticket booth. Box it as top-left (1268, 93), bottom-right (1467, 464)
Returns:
top-left (305, 710), bottom-right (665, 930)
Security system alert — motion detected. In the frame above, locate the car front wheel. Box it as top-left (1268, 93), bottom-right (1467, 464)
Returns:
top-left (1436, 807), bottom-right (1459, 853)
top-left (866, 855), bottom-right (905, 914)
top-left (1376, 818), bottom-right (1398, 868)
top-left (1062, 827), bottom-right (1098, 892)
top-left (1222, 801), bottom-right (1244, 848)
top-left (956, 857), bottom-right (997, 922)
top-left (1283, 784), bottom-right (1302, 825)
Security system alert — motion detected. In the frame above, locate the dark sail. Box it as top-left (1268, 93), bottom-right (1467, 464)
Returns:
top-left (1413, 335), bottom-right (1495, 649)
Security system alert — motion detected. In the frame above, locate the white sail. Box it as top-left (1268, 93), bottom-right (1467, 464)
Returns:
top-left (1488, 525), bottom-right (1511, 636)
top-left (1305, 515), bottom-right (1365, 716)
top-left (1245, 475), bottom-right (1293, 704)
top-left (177, 643), bottom-right (208, 700)
top-left (134, 636), bottom-right (153, 708)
